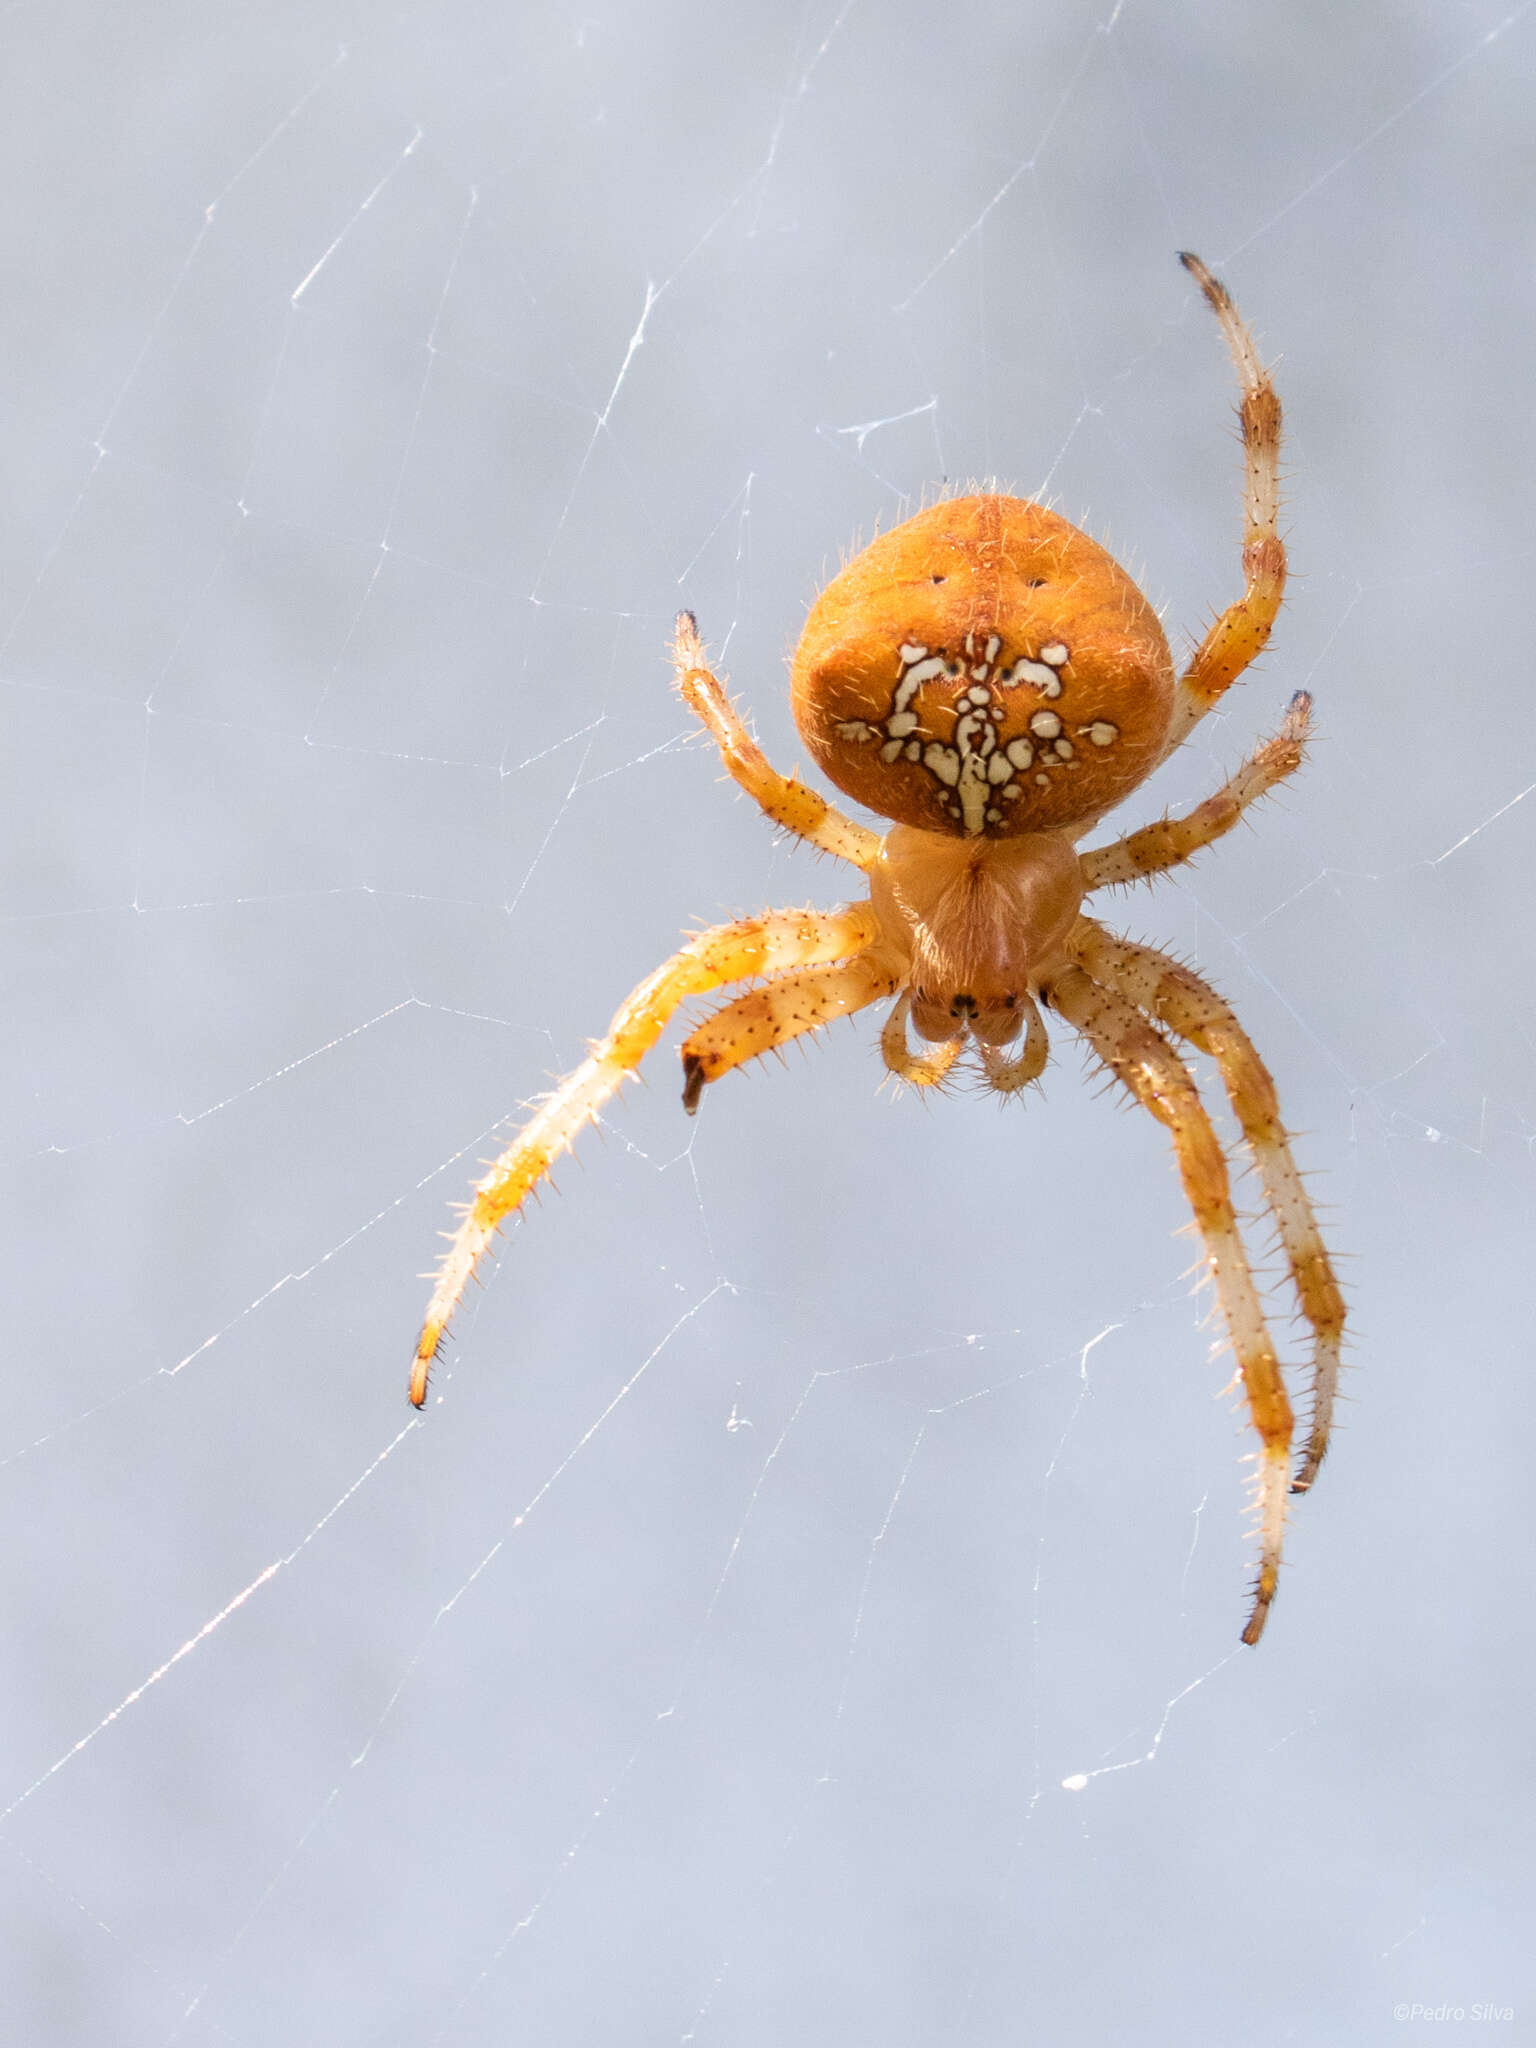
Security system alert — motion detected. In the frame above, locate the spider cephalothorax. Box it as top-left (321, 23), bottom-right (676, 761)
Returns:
top-left (410, 255), bottom-right (1345, 1648)
top-left (865, 825), bottom-right (1083, 1047)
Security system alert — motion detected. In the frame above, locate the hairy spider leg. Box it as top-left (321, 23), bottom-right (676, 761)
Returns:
top-left (1043, 962), bottom-right (1293, 1645)
top-left (1163, 253), bottom-right (1286, 760)
top-left (673, 612), bottom-right (882, 870)
top-left (879, 992), bottom-right (964, 1089)
top-left (410, 903), bottom-right (880, 1404)
top-left (681, 949), bottom-right (902, 1110)
top-left (1069, 922), bottom-right (1345, 1492)
top-left (1080, 693), bottom-right (1311, 891)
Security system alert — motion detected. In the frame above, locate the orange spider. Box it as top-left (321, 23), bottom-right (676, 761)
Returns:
top-left (410, 253), bottom-right (1345, 1646)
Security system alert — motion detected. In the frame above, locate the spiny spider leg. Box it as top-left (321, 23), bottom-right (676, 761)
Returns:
top-left (411, 903), bottom-right (878, 1403)
top-left (681, 950), bottom-right (901, 1111)
top-left (673, 612), bottom-right (882, 870)
top-left (1163, 253), bottom-right (1286, 759)
top-left (1042, 961), bottom-right (1293, 1645)
top-left (1081, 692), bottom-right (1310, 892)
top-left (1068, 921), bottom-right (1345, 1491)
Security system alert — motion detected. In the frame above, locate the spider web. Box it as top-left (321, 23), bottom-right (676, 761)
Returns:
top-left (3, 2), bottom-right (1533, 2041)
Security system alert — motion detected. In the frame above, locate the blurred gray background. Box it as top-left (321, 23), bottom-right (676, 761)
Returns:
top-left (2, 1), bottom-right (1531, 2041)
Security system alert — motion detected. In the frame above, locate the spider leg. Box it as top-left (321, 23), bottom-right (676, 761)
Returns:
top-left (1068, 921), bottom-right (1345, 1492)
top-left (412, 902), bottom-right (880, 1404)
top-left (1042, 960), bottom-right (1292, 1646)
top-left (1162, 254), bottom-right (1285, 761)
top-left (1080, 692), bottom-right (1310, 892)
top-left (978, 992), bottom-right (1049, 1096)
top-left (681, 952), bottom-right (903, 1110)
top-left (879, 991), bottom-right (963, 1089)
top-left (673, 612), bottom-right (883, 871)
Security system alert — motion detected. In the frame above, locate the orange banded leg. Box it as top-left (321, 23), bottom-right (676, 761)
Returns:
top-left (682, 953), bottom-right (902, 1111)
top-left (673, 612), bottom-right (882, 871)
top-left (879, 992), bottom-right (962, 1089)
top-left (1163, 254), bottom-right (1286, 759)
top-left (1082, 692), bottom-right (1310, 892)
top-left (1044, 961), bottom-right (1292, 1646)
top-left (1070, 922), bottom-right (1345, 1491)
top-left (411, 902), bottom-right (880, 1403)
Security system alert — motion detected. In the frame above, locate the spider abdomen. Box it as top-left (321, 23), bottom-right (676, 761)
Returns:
top-left (791, 494), bottom-right (1173, 839)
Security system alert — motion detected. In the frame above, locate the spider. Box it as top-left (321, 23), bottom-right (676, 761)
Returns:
top-left (410, 253), bottom-right (1345, 1646)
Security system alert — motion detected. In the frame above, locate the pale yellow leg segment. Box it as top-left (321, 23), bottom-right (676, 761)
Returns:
top-left (879, 992), bottom-right (963, 1089)
top-left (1044, 962), bottom-right (1292, 1646)
top-left (411, 901), bottom-right (880, 1403)
top-left (1069, 922), bottom-right (1345, 1492)
top-left (673, 612), bottom-right (882, 872)
top-left (1081, 692), bottom-right (1310, 891)
top-left (979, 992), bottom-right (1049, 1095)
top-left (1163, 254), bottom-right (1286, 759)
top-left (681, 953), bottom-right (902, 1110)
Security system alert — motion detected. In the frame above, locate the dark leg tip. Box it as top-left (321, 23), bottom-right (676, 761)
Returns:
top-left (681, 1053), bottom-right (706, 1116)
